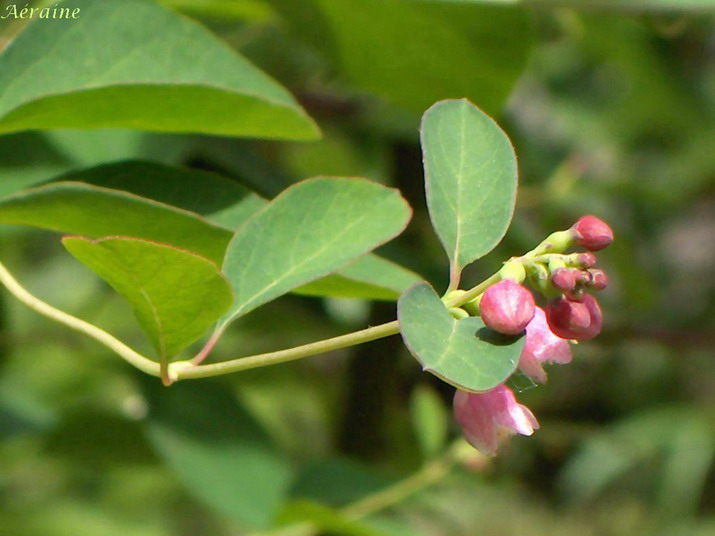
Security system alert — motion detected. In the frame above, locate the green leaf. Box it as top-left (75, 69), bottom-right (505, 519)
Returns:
top-left (221, 177), bottom-right (412, 324)
top-left (421, 99), bottom-right (518, 283)
top-left (0, 181), bottom-right (231, 264)
top-left (0, 132), bottom-right (73, 197)
top-left (294, 254), bottom-right (423, 300)
top-left (410, 384), bottom-right (449, 459)
top-left (398, 282), bottom-right (523, 391)
top-left (291, 457), bottom-right (393, 508)
top-left (0, 161), bottom-right (419, 301)
top-left (47, 160), bottom-right (267, 231)
top-left (140, 377), bottom-right (292, 529)
top-left (62, 236), bottom-right (233, 359)
top-left (0, 0), bottom-right (319, 139)
top-left (310, 0), bottom-right (532, 115)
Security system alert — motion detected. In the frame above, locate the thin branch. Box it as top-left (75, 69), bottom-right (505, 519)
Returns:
top-left (0, 261), bottom-right (161, 377)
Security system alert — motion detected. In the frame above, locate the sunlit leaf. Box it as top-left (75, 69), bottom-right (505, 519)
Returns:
top-left (398, 282), bottom-right (523, 391)
top-left (62, 236), bottom-right (233, 359)
top-left (221, 177), bottom-right (412, 324)
top-left (0, 0), bottom-right (319, 139)
top-left (421, 99), bottom-right (517, 283)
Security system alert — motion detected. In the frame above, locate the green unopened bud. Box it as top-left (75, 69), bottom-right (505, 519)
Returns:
top-left (535, 230), bottom-right (576, 254)
top-left (499, 260), bottom-right (526, 283)
top-left (449, 306), bottom-right (470, 320)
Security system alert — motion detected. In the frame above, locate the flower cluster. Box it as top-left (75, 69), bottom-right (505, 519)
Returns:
top-left (454, 215), bottom-right (613, 456)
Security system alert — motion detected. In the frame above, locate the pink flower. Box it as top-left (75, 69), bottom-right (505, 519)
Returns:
top-left (480, 280), bottom-right (535, 335)
top-left (545, 294), bottom-right (603, 341)
top-left (453, 385), bottom-right (539, 456)
top-left (571, 215), bottom-right (613, 251)
top-left (518, 307), bottom-right (572, 383)
top-left (551, 268), bottom-right (578, 292)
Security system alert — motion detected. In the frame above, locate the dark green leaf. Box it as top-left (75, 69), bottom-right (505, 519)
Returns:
top-left (47, 161), bottom-right (422, 300)
top-left (62, 236), bottom-right (233, 359)
top-left (421, 99), bottom-right (518, 283)
top-left (311, 0), bottom-right (532, 115)
top-left (221, 177), bottom-right (412, 324)
top-left (0, 0), bottom-right (319, 139)
top-left (141, 378), bottom-right (292, 529)
top-left (0, 181), bottom-right (231, 263)
top-left (398, 282), bottom-right (523, 391)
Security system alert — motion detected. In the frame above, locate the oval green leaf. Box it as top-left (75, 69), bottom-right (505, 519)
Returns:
top-left (0, 0), bottom-right (319, 139)
top-left (62, 236), bottom-right (233, 359)
top-left (221, 176), bottom-right (412, 324)
top-left (398, 282), bottom-right (523, 392)
top-left (421, 99), bottom-right (518, 284)
top-left (0, 161), bottom-right (421, 301)
top-left (57, 164), bottom-right (423, 299)
top-left (140, 377), bottom-right (292, 529)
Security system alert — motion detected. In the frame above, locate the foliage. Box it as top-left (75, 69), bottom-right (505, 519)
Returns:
top-left (1, 0), bottom-right (714, 535)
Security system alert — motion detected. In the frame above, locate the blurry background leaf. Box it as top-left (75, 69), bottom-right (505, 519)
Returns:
top-left (269, 0), bottom-right (533, 116)
top-left (0, 0), bottom-right (319, 139)
top-left (141, 378), bottom-right (293, 530)
top-left (410, 384), bottom-right (449, 460)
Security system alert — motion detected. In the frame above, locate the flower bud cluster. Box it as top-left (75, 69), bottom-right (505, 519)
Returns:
top-left (453, 216), bottom-right (613, 456)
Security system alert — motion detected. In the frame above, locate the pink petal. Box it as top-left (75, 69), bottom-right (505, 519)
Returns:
top-left (453, 385), bottom-right (539, 456)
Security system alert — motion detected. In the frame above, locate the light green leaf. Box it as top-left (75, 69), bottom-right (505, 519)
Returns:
top-left (0, 0), bottom-right (318, 139)
top-left (0, 181), bottom-right (231, 264)
top-left (294, 254), bottom-right (423, 300)
top-left (398, 282), bottom-right (523, 392)
top-left (0, 161), bottom-right (419, 301)
top-left (421, 99), bottom-right (518, 283)
top-left (309, 0), bottom-right (532, 115)
top-left (222, 177), bottom-right (412, 324)
top-left (140, 378), bottom-right (292, 529)
top-left (410, 384), bottom-right (449, 459)
top-left (62, 236), bottom-right (233, 359)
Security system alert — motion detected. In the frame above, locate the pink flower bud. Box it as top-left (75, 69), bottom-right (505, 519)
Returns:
top-left (453, 385), bottom-right (539, 456)
top-left (577, 252), bottom-right (597, 269)
top-left (545, 294), bottom-right (603, 341)
top-left (480, 280), bottom-right (535, 335)
top-left (551, 268), bottom-right (578, 292)
top-left (518, 307), bottom-right (572, 383)
top-left (588, 269), bottom-right (608, 290)
top-left (571, 215), bottom-right (613, 251)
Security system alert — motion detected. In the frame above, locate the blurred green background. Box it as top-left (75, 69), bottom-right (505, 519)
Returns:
top-left (1, 0), bottom-right (714, 534)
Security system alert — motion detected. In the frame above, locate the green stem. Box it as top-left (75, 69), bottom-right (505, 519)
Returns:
top-left (252, 440), bottom-right (473, 536)
top-left (342, 440), bottom-right (470, 519)
top-left (173, 320), bottom-right (400, 380)
top-left (0, 262), bottom-right (161, 377)
top-left (0, 257), bottom-right (508, 382)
